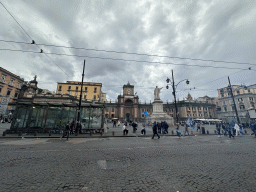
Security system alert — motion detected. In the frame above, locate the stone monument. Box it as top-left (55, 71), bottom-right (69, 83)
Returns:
top-left (147, 86), bottom-right (174, 125)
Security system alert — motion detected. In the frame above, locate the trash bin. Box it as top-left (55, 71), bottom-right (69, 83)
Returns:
top-left (202, 127), bottom-right (205, 134)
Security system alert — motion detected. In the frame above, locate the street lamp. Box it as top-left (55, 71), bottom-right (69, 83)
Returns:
top-left (166, 70), bottom-right (189, 123)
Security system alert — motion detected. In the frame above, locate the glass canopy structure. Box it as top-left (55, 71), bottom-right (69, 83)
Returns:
top-left (9, 102), bottom-right (104, 133)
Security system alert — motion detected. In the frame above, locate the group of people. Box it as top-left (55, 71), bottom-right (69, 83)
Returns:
top-left (215, 121), bottom-right (256, 138)
top-left (62, 121), bottom-right (82, 140)
top-left (122, 121), bottom-right (142, 135)
top-left (151, 121), bottom-right (169, 139)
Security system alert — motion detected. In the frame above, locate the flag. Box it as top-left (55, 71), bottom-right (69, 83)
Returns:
top-left (186, 116), bottom-right (195, 130)
top-left (142, 111), bottom-right (149, 117)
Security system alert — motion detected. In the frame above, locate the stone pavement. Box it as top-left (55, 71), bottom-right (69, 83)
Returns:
top-left (0, 135), bottom-right (256, 191)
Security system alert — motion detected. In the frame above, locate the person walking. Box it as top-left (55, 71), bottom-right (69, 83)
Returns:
top-left (176, 123), bottom-right (181, 137)
top-left (62, 122), bottom-right (70, 140)
top-left (197, 122), bottom-right (201, 132)
top-left (141, 124), bottom-right (146, 135)
top-left (152, 122), bottom-right (160, 139)
top-left (216, 123), bottom-right (221, 137)
top-left (123, 123), bottom-right (128, 136)
top-left (228, 125), bottom-right (235, 139)
top-left (113, 120), bottom-right (116, 127)
top-left (70, 120), bottom-right (75, 134)
top-left (184, 124), bottom-right (189, 136)
top-left (132, 121), bottom-right (137, 133)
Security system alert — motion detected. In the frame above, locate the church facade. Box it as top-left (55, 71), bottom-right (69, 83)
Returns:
top-left (103, 82), bottom-right (218, 123)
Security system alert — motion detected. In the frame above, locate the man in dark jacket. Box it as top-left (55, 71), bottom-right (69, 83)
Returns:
top-left (152, 122), bottom-right (160, 139)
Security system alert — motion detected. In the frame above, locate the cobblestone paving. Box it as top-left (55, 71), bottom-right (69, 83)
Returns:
top-left (0, 135), bottom-right (256, 192)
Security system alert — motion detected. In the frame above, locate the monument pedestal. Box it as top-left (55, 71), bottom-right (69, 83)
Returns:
top-left (147, 99), bottom-right (174, 125)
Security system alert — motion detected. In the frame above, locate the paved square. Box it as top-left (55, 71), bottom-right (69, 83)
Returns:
top-left (0, 135), bottom-right (255, 191)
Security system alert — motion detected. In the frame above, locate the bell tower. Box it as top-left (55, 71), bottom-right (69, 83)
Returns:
top-left (123, 82), bottom-right (134, 95)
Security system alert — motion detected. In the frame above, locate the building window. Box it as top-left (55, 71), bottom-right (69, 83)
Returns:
top-left (240, 105), bottom-right (245, 110)
top-left (94, 95), bottom-right (96, 100)
top-left (1, 75), bottom-right (6, 83)
top-left (142, 114), bottom-right (144, 117)
top-left (84, 95), bottom-right (86, 99)
top-left (94, 87), bottom-right (97, 93)
top-left (237, 90), bottom-right (240, 94)
top-left (76, 86), bottom-right (78, 91)
top-left (85, 87), bottom-right (87, 92)
top-left (68, 86), bottom-right (71, 90)
top-left (238, 98), bottom-right (243, 102)
top-left (112, 108), bottom-right (114, 112)
top-left (58, 86), bottom-right (62, 91)
top-left (7, 89), bottom-right (11, 96)
top-left (187, 107), bottom-right (190, 110)
top-left (231, 105), bottom-right (235, 111)
top-left (224, 107), bottom-right (227, 112)
top-left (105, 108), bottom-right (108, 112)
top-left (221, 93), bottom-right (224, 97)
top-left (249, 97), bottom-right (254, 101)
top-left (14, 92), bottom-right (18, 98)
top-left (9, 79), bottom-right (14, 86)
top-left (199, 114), bottom-right (202, 117)
top-left (0, 86), bottom-right (2, 94)
top-left (248, 89), bottom-right (251, 93)
top-left (193, 113), bottom-right (196, 117)
top-left (192, 107), bottom-right (195, 111)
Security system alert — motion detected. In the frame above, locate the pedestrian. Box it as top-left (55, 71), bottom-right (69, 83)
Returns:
top-left (70, 120), bottom-right (75, 134)
top-left (163, 121), bottom-right (168, 134)
top-left (132, 121), bottom-right (137, 133)
top-left (152, 122), bottom-right (160, 139)
top-left (216, 123), bottom-right (221, 137)
top-left (197, 122), bottom-right (200, 132)
top-left (228, 125), bottom-right (235, 139)
top-left (176, 123), bottom-right (181, 137)
top-left (117, 120), bottom-right (120, 127)
top-left (222, 123), bottom-right (228, 136)
top-left (157, 122), bottom-right (161, 133)
top-left (62, 122), bottom-right (70, 140)
top-left (184, 124), bottom-right (189, 136)
top-left (141, 124), bottom-right (146, 135)
top-left (123, 123), bottom-right (128, 136)
top-left (78, 122), bottom-right (82, 134)
top-left (113, 120), bottom-right (116, 127)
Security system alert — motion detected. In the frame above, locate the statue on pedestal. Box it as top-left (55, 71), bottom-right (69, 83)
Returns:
top-left (154, 86), bottom-right (162, 100)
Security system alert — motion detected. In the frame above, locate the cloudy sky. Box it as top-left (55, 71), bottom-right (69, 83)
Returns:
top-left (1, 0), bottom-right (256, 103)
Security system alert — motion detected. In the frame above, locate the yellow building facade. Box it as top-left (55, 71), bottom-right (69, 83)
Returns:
top-left (0, 67), bottom-right (24, 115)
top-left (57, 81), bottom-right (106, 101)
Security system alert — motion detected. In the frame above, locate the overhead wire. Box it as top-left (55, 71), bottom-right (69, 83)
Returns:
top-left (0, 48), bottom-right (255, 71)
top-left (0, 2), bottom-right (70, 78)
top-left (0, 39), bottom-right (256, 67)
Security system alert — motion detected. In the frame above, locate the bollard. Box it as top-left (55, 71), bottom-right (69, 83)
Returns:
top-left (18, 131), bottom-right (22, 136)
top-left (244, 130), bottom-right (247, 134)
top-left (207, 130), bottom-right (209, 134)
top-left (172, 130), bottom-right (174, 135)
top-left (2, 131), bottom-right (6, 136)
top-left (34, 131), bottom-right (37, 136)
top-left (112, 131), bottom-right (115, 136)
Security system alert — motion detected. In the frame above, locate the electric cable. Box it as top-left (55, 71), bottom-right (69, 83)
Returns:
top-left (0, 39), bottom-right (255, 66)
top-left (0, 48), bottom-right (255, 71)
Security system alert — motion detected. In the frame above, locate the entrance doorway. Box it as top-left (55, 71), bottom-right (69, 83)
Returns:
top-left (126, 113), bottom-right (130, 122)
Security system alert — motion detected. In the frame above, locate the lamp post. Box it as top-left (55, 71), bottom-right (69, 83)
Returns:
top-left (166, 70), bottom-right (189, 123)
top-left (227, 76), bottom-right (240, 124)
top-left (76, 60), bottom-right (86, 134)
